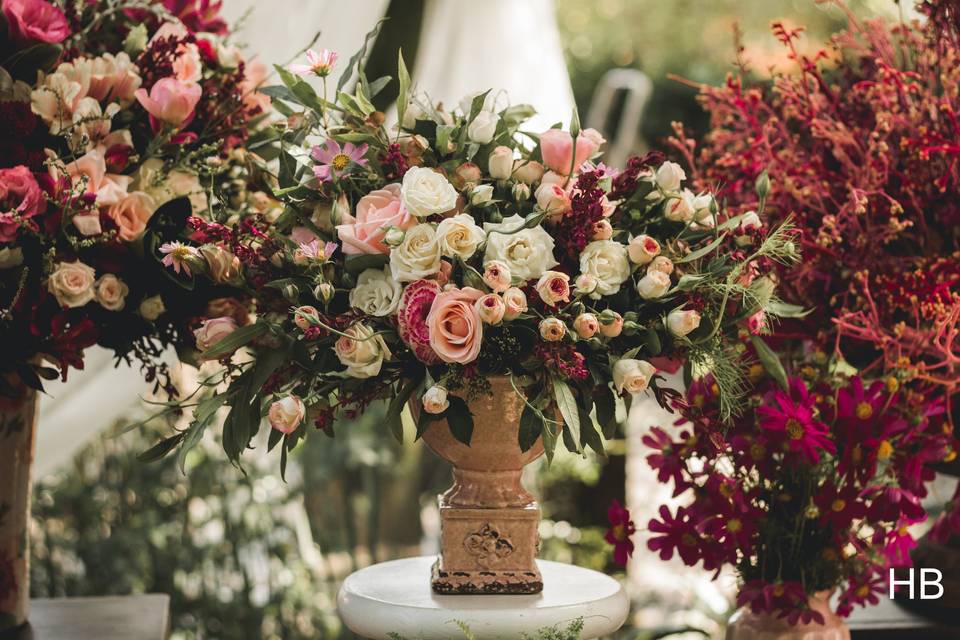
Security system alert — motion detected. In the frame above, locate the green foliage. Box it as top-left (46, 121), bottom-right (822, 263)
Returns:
top-left (388, 618), bottom-right (585, 640)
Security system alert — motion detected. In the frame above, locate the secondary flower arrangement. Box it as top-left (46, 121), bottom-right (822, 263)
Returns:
top-left (143, 41), bottom-right (797, 469)
top-left (645, 364), bottom-right (953, 623)
top-left (0, 0), bottom-right (271, 398)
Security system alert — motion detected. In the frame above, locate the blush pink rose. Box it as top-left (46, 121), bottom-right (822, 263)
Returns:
top-left (0, 166), bottom-right (46, 242)
top-left (397, 279), bottom-right (441, 364)
top-left (105, 192), bottom-right (155, 242)
top-left (135, 77), bottom-right (202, 129)
top-left (426, 287), bottom-right (484, 364)
top-left (336, 183), bottom-right (415, 255)
top-left (539, 128), bottom-right (605, 175)
top-left (2, 0), bottom-right (70, 44)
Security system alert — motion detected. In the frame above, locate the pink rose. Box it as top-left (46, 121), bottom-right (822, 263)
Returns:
top-left (426, 287), bottom-right (484, 364)
top-left (0, 166), bottom-right (46, 242)
top-left (65, 149), bottom-right (132, 207)
top-left (268, 395), bottom-right (305, 434)
top-left (105, 192), bottom-right (156, 242)
top-left (194, 316), bottom-right (238, 357)
top-left (538, 128), bottom-right (605, 175)
top-left (135, 77), bottom-right (202, 129)
top-left (336, 183), bottom-right (415, 255)
top-left (397, 279), bottom-right (442, 364)
top-left (2, 0), bottom-right (69, 44)
top-left (747, 309), bottom-right (766, 335)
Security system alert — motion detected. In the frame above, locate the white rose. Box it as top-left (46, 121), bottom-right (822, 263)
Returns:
top-left (648, 256), bottom-right (674, 275)
top-left (488, 146), bottom-right (513, 179)
top-left (574, 273), bottom-right (598, 296)
top-left (94, 274), bottom-right (129, 311)
top-left (333, 322), bottom-right (392, 378)
top-left (483, 214), bottom-right (558, 280)
top-left (578, 240), bottom-right (630, 299)
top-left (655, 161), bottom-right (686, 192)
top-left (402, 100), bottom-right (425, 129)
top-left (739, 210), bottom-right (762, 232)
top-left (693, 193), bottom-right (714, 221)
top-left (422, 386), bottom-right (450, 414)
top-left (47, 261), bottom-right (96, 308)
top-left (459, 90), bottom-right (498, 115)
top-left (666, 308), bottom-right (701, 337)
top-left (470, 184), bottom-right (494, 206)
top-left (436, 213), bottom-right (485, 259)
top-left (72, 213), bottom-right (102, 236)
top-left (0, 247), bottom-right (24, 269)
top-left (664, 189), bottom-right (696, 222)
top-left (349, 266), bottom-right (402, 317)
top-left (613, 359), bottom-right (657, 395)
top-left (139, 294), bottom-right (165, 320)
top-left (636, 270), bottom-right (671, 299)
top-left (390, 223), bottom-right (442, 282)
top-left (467, 110), bottom-right (500, 144)
top-left (401, 166), bottom-right (458, 218)
top-left (268, 395), bottom-right (306, 434)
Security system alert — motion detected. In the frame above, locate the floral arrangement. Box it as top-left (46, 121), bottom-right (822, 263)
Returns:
top-left (142, 36), bottom-right (797, 470)
top-left (645, 364), bottom-right (953, 623)
top-left (0, 0), bottom-right (271, 398)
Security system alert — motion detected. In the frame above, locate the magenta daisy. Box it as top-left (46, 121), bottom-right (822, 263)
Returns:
top-left (159, 241), bottom-right (199, 276)
top-left (289, 48), bottom-right (338, 77)
top-left (757, 379), bottom-right (836, 463)
top-left (311, 140), bottom-right (368, 183)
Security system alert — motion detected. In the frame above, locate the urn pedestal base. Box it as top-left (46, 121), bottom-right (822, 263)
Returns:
top-left (431, 501), bottom-right (542, 595)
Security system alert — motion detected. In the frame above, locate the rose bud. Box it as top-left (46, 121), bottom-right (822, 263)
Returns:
top-left (613, 359), bottom-right (657, 395)
top-left (647, 255), bottom-right (674, 276)
top-left (739, 210), bottom-right (762, 232)
top-left (470, 184), bottom-right (494, 205)
top-left (502, 287), bottom-right (528, 320)
top-left (422, 386), bottom-right (450, 414)
top-left (512, 182), bottom-right (531, 203)
top-left (535, 270), bottom-right (571, 306)
top-left (592, 219), bottom-right (613, 241)
top-left (475, 293), bottom-right (506, 324)
top-left (664, 189), bottom-right (696, 222)
top-left (512, 159), bottom-right (545, 185)
top-left (535, 182), bottom-right (571, 219)
top-left (139, 295), bottom-right (165, 321)
top-left (294, 305), bottom-right (319, 331)
top-left (628, 234), bottom-right (660, 265)
top-left (666, 308), bottom-right (701, 337)
top-left (268, 395), bottom-right (306, 434)
top-left (454, 162), bottom-right (482, 189)
top-left (539, 317), bottom-right (567, 342)
top-left (573, 313), bottom-right (599, 339)
top-left (483, 260), bottom-right (512, 293)
top-left (636, 270), bottom-right (671, 299)
top-left (574, 273), bottom-right (598, 297)
top-left (384, 226), bottom-right (406, 247)
top-left (314, 282), bottom-right (334, 303)
top-left (655, 161), bottom-right (686, 192)
top-left (488, 146), bottom-right (514, 180)
top-left (598, 310), bottom-right (623, 337)
top-left (747, 309), bottom-right (766, 335)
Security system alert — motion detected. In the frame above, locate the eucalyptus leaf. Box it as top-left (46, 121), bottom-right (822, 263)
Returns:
top-left (750, 334), bottom-right (788, 390)
top-left (552, 379), bottom-right (581, 453)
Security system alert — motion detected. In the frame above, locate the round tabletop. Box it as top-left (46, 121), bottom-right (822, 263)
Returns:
top-left (337, 556), bottom-right (629, 640)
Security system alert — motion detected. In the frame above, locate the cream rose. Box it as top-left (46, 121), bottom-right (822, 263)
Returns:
top-left (334, 322), bottom-right (392, 378)
top-left (648, 256), bottom-right (674, 276)
top-left (613, 359), bottom-right (657, 395)
top-left (665, 189), bottom-right (696, 222)
top-left (539, 317), bottom-right (566, 342)
top-left (389, 223), bottom-right (442, 282)
top-left (574, 273), bottom-right (598, 297)
top-left (636, 270), bottom-right (671, 299)
top-left (502, 287), bottom-right (528, 320)
top-left (268, 395), bottom-right (306, 434)
top-left (47, 260), bottom-right (96, 308)
top-left (488, 146), bottom-right (513, 179)
top-left (599, 310), bottom-right (624, 337)
top-left (467, 110), bottom-right (500, 144)
top-left (436, 213), bottom-right (485, 259)
top-left (513, 159), bottom-right (545, 185)
top-left (483, 214), bottom-right (558, 281)
top-left (475, 293), bottom-right (506, 324)
top-left (139, 295), bottom-right (165, 320)
top-left (655, 161), bottom-right (685, 192)
top-left (483, 260), bottom-right (512, 293)
top-left (628, 234), bottom-right (661, 265)
top-left (94, 273), bottom-right (129, 311)
top-left (349, 266), bottom-right (402, 317)
top-left (578, 240), bottom-right (630, 299)
top-left (422, 386), bottom-right (450, 414)
top-left (401, 166), bottom-right (458, 218)
top-left (574, 313), bottom-right (599, 339)
top-left (667, 308), bottom-right (701, 337)
top-left (535, 271), bottom-right (570, 306)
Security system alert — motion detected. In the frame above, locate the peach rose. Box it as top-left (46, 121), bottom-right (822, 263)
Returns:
top-left (502, 287), bottom-right (528, 320)
top-left (426, 287), bottom-right (484, 364)
top-left (94, 273), bottom-right (129, 311)
top-left (482, 260), bottom-right (512, 293)
top-left (535, 270), bottom-right (570, 306)
top-left (47, 260), bottom-right (95, 308)
top-left (538, 128), bottom-right (605, 175)
top-left (539, 317), bottom-right (566, 342)
top-left (194, 316), bottom-right (238, 356)
top-left (336, 183), bottom-right (415, 255)
top-left (106, 191), bottom-right (155, 241)
top-left (475, 293), bottom-right (505, 324)
top-left (573, 313), bottom-right (599, 339)
top-left (135, 77), bottom-right (201, 128)
top-left (268, 395), bottom-right (305, 434)
top-left (65, 149), bottom-right (132, 207)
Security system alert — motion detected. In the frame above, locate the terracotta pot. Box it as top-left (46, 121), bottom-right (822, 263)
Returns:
top-left (413, 377), bottom-right (547, 594)
top-left (726, 591), bottom-right (850, 640)
top-left (0, 387), bottom-right (38, 632)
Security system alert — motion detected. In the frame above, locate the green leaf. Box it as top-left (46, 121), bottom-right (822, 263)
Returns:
top-left (541, 418), bottom-right (558, 464)
top-left (396, 49), bottom-right (411, 129)
top-left (677, 232), bottom-right (728, 263)
top-left (518, 404), bottom-right (543, 452)
top-left (445, 396), bottom-right (474, 446)
top-left (750, 334), bottom-right (788, 390)
top-left (467, 89), bottom-right (491, 123)
top-left (386, 377), bottom-right (421, 443)
top-left (337, 19), bottom-right (385, 93)
top-left (201, 323), bottom-right (267, 360)
top-left (6, 43), bottom-right (62, 81)
top-left (177, 393), bottom-right (228, 473)
top-left (767, 300), bottom-right (813, 318)
top-left (578, 404), bottom-right (605, 455)
top-left (345, 253), bottom-right (389, 275)
top-left (595, 387), bottom-right (617, 438)
top-left (643, 327), bottom-right (662, 356)
top-left (138, 433), bottom-right (184, 463)
top-left (552, 379), bottom-right (581, 453)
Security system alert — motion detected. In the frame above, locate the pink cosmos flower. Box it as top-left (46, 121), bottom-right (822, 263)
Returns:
top-left (756, 379), bottom-right (836, 463)
top-left (336, 183), bottom-right (414, 255)
top-left (2, 0), bottom-right (70, 44)
top-left (312, 139), bottom-right (368, 183)
top-left (159, 241), bottom-right (200, 275)
top-left (0, 165), bottom-right (46, 242)
top-left (135, 78), bottom-right (202, 130)
top-left (397, 279), bottom-right (442, 364)
top-left (289, 48), bottom-right (338, 77)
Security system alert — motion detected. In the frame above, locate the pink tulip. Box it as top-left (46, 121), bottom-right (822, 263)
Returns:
top-left (135, 78), bottom-right (202, 129)
top-left (539, 128), bottom-right (605, 175)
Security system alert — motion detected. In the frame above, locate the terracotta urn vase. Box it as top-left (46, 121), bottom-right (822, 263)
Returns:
top-left (412, 377), bottom-right (547, 595)
top-left (726, 591), bottom-right (850, 640)
top-left (0, 386), bottom-right (38, 632)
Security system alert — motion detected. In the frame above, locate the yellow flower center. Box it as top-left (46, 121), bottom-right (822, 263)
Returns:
top-left (856, 585), bottom-right (870, 597)
top-left (831, 499), bottom-right (846, 513)
top-left (719, 483), bottom-right (734, 498)
top-left (785, 418), bottom-right (804, 440)
top-left (693, 394), bottom-right (705, 408)
top-left (728, 518), bottom-right (742, 533)
top-left (877, 440), bottom-right (893, 461)
top-left (851, 444), bottom-right (863, 464)
top-left (612, 524), bottom-right (626, 542)
top-left (855, 402), bottom-right (874, 420)
top-left (885, 377), bottom-right (900, 393)
top-left (772, 584), bottom-right (785, 597)
top-left (331, 153), bottom-right (351, 171)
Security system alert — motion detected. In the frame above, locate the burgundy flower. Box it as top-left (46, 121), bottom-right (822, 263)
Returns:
top-left (644, 426), bottom-right (689, 494)
top-left (162, 0), bottom-right (227, 34)
top-left (604, 499), bottom-right (636, 566)
top-left (757, 379), bottom-right (835, 463)
top-left (647, 505), bottom-right (704, 567)
top-left (814, 483), bottom-right (866, 531)
top-left (836, 568), bottom-right (886, 617)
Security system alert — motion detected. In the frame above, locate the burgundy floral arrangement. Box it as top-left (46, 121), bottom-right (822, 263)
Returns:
top-left (645, 366), bottom-right (952, 622)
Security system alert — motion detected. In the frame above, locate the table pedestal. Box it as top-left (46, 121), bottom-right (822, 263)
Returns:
top-left (337, 556), bottom-right (629, 639)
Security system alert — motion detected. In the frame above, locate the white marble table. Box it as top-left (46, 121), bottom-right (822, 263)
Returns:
top-left (337, 556), bottom-right (629, 639)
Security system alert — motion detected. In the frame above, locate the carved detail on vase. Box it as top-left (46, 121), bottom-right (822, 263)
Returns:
top-left (463, 523), bottom-right (515, 569)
